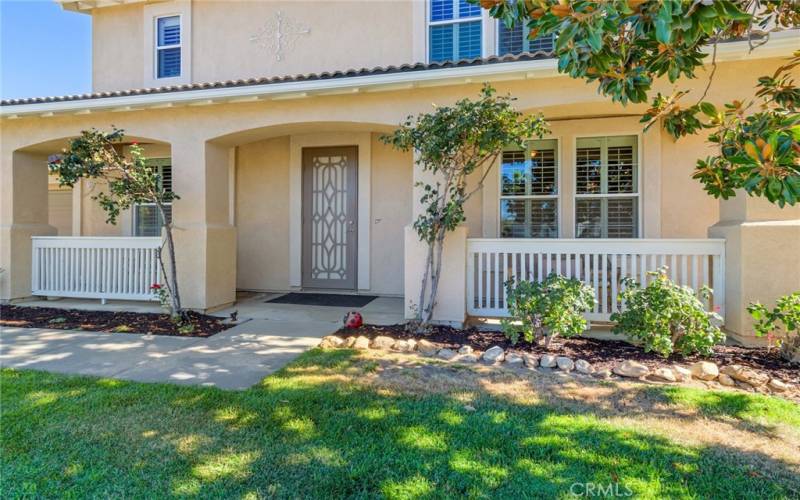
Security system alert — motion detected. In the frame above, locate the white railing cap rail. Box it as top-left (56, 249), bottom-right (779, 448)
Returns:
top-left (467, 238), bottom-right (725, 254)
top-left (31, 236), bottom-right (163, 248)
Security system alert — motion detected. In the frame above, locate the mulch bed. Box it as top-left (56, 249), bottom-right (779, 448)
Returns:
top-left (0, 305), bottom-right (231, 338)
top-left (335, 324), bottom-right (800, 386)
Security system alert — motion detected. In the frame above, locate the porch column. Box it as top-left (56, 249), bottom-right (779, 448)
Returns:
top-left (404, 153), bottom-right (467, 325)
top-left (0, 150), bottom-right (57, 301)
top-left (709, 194), bottom-right (800, 344)
top-left (170, 140), bottom-right (237, 311)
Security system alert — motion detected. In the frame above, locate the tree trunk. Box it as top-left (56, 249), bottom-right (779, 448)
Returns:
top-left (417, 240), bottom-right (434, 322)
top-left (157, 202), bottom-right (182, 318)
top-left (163, 224), bottom-right (182, 316)
top-left (422, 226), bottom-right (448, 325)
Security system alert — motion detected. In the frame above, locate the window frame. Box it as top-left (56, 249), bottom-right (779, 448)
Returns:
top-left (427, 0), bottom-right (484, 63)
top-left (133, 158), bottom-right (172, 237)
top-left (572, 134), bottom-right (643, 239)
top-left (497, 136), bottom-right (563, 239)
top-left (154, 14), bottom-right (182, 80)
top-left (494, 19), bottom-right (555, 56)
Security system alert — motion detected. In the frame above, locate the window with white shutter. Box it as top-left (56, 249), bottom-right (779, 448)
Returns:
top-left (134, 158), bottom-right (173, 237)
top-left (500, 139), bottom-right (559, 238)
top-left (497, 21), bottom-right (555, 55)
top-left (575, 136), bottom-right (639, 238)
top-left (429, 0), bottom-right (482, 63)
top-left (156, 15), bottom-right (181, 78)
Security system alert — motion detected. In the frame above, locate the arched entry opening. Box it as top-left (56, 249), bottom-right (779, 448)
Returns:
top-left (208, 121), bottom-right (412, 297)
top-left (1, 135), bottom-right (172, 302)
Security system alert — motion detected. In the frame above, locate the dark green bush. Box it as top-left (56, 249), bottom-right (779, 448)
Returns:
top-left (611, 268), bottom-right (724, 357)
top-left (501, 274), bottom-right (596, 346)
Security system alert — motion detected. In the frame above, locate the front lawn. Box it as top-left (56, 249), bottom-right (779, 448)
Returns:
top-left (2, 350), bottom-right (799, 498)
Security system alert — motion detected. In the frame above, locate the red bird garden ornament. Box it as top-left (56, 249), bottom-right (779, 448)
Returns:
top-left (343, 311), bottom-right (363, 329)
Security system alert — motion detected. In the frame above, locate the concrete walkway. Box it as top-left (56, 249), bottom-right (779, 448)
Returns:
top-left (1, 295), bottom-right (403, 389)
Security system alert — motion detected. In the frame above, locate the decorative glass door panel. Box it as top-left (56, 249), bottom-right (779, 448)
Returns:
top-left (302, 147), bottom-right (358, 289)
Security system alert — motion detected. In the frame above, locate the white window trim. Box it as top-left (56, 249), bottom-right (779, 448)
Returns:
top-left (155, 14), bottom-right (182, 80)
top-left (497, 136), bottom-right (563, 238)
top-left (143, 1), bottom-right (191, 88)
top-left (426, 0), bottom-right (487, 63)
top-left (572, 133), bottom-right (643, 239)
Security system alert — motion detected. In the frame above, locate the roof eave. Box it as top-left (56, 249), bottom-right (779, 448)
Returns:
top-left (3, 33), bottom-right (797, 119)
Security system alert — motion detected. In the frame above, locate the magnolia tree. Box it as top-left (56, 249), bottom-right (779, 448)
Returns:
top-left (382, 85), bottom-right (548, 326)
top-left (48, 129), bottom-right (184, 318)
top-left (476, 0), bottom-right (800, 206)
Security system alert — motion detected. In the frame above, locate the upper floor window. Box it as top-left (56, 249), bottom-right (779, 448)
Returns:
top-left (497, 21), bottom-right (555, 55)
top-left (156, 15), bottom-right (181, 79)
top-left (429, 0), bottom-right (482, 63)
top-left (500, 139), bottom-right (559, 238)
top-left (575, 136), bottom-right (639, 238)
top-left (134, 159), bottom-right (172, 237)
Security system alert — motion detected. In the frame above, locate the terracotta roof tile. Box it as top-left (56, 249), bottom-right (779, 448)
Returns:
top-left (1, 52), bottom-right (553, 106)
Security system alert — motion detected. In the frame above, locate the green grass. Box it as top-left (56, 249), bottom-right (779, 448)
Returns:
top-left (649, 385), bottom-right (800, 429)
top-left (2, 349), bottom-right (798, 499)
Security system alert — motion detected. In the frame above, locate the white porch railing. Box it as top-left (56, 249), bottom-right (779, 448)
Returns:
top-left (466, 238), bottom-right (726, 322)
top-left (31, 237), bottom-right (162, 302)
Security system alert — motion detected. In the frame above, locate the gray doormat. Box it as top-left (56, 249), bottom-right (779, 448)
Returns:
top-left (266, 293), bottom-right (377, 308)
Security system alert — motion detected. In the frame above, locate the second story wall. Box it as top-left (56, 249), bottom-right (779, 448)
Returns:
top-left (93, 3), bottom-right (144, 92)
top-left (91, 0), bottom-right (420, 92)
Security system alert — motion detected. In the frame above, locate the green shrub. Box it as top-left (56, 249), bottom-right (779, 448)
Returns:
top-left (748, 292), bottom-right (800, 363)
top-left (501, 274), bottom-right (596, 347)
top-left (611, 268), bottom-right (724, 357)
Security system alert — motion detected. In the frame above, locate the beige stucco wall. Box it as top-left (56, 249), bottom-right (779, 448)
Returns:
top-left (235, 136), bottom-right (291, 292)
top-left (368, 133), bottom-right (413, 295)
top-left (91, 0), bottom-right (418, 92)
top-left (660, 129), bottom-right (720, 237)
top-left (92, 3), bottom-right (144, 92)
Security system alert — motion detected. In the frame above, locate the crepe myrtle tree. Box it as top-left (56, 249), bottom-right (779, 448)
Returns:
top-left (382, 85), bottom-right (548, 326)
top-left (48, 128), bottom-right (184, 319)
top-left (476, 0), bottom-right (800, 206)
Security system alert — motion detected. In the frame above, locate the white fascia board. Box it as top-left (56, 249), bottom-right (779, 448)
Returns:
top-left (2, 33), bottom-right (797, 118)
top-left (0, 58), bottom-right (555, 117)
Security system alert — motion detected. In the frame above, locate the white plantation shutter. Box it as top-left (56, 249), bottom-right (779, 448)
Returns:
top-left (134, 159), bottom-right (173, 237)
top-left (497, 21), bottom-right (555, 55)
top-left (500, 139), bottom-right (559, 238)
top-left (429, 0), bottom-right (482, 62)
top-left (575, 136), bottom-right (639, 238)
top-left (156, 16), bottom-right (181, 78)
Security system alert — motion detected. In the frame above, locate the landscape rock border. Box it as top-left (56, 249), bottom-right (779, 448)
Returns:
top-left (318, 335), bottom-right (796, 398)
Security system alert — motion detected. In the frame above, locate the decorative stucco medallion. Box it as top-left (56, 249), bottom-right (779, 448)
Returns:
top-left (249, 11), bottom-right (310, 62)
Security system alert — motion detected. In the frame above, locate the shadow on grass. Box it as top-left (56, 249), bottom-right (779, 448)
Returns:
top-left (1, 351), bottom-right (799, 498)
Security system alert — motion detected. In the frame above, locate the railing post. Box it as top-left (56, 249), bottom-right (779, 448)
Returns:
top-left (404, 225), bottom-right (467, 326)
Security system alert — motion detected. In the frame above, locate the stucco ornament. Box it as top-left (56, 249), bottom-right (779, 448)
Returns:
top-left (249, 11), bottom-right (310, 61)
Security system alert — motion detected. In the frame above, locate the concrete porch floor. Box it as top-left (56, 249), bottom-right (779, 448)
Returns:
top-left (1, 293), bottom-right (405, 389)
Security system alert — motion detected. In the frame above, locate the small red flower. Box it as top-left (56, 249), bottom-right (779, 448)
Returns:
top-left (131, 141), bottom-right (139, 146)
top-left (150, 283), bottom-right (162, 290)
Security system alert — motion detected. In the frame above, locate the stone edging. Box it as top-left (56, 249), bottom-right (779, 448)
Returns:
top-left (319, 335), bottom-right (795, 395)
